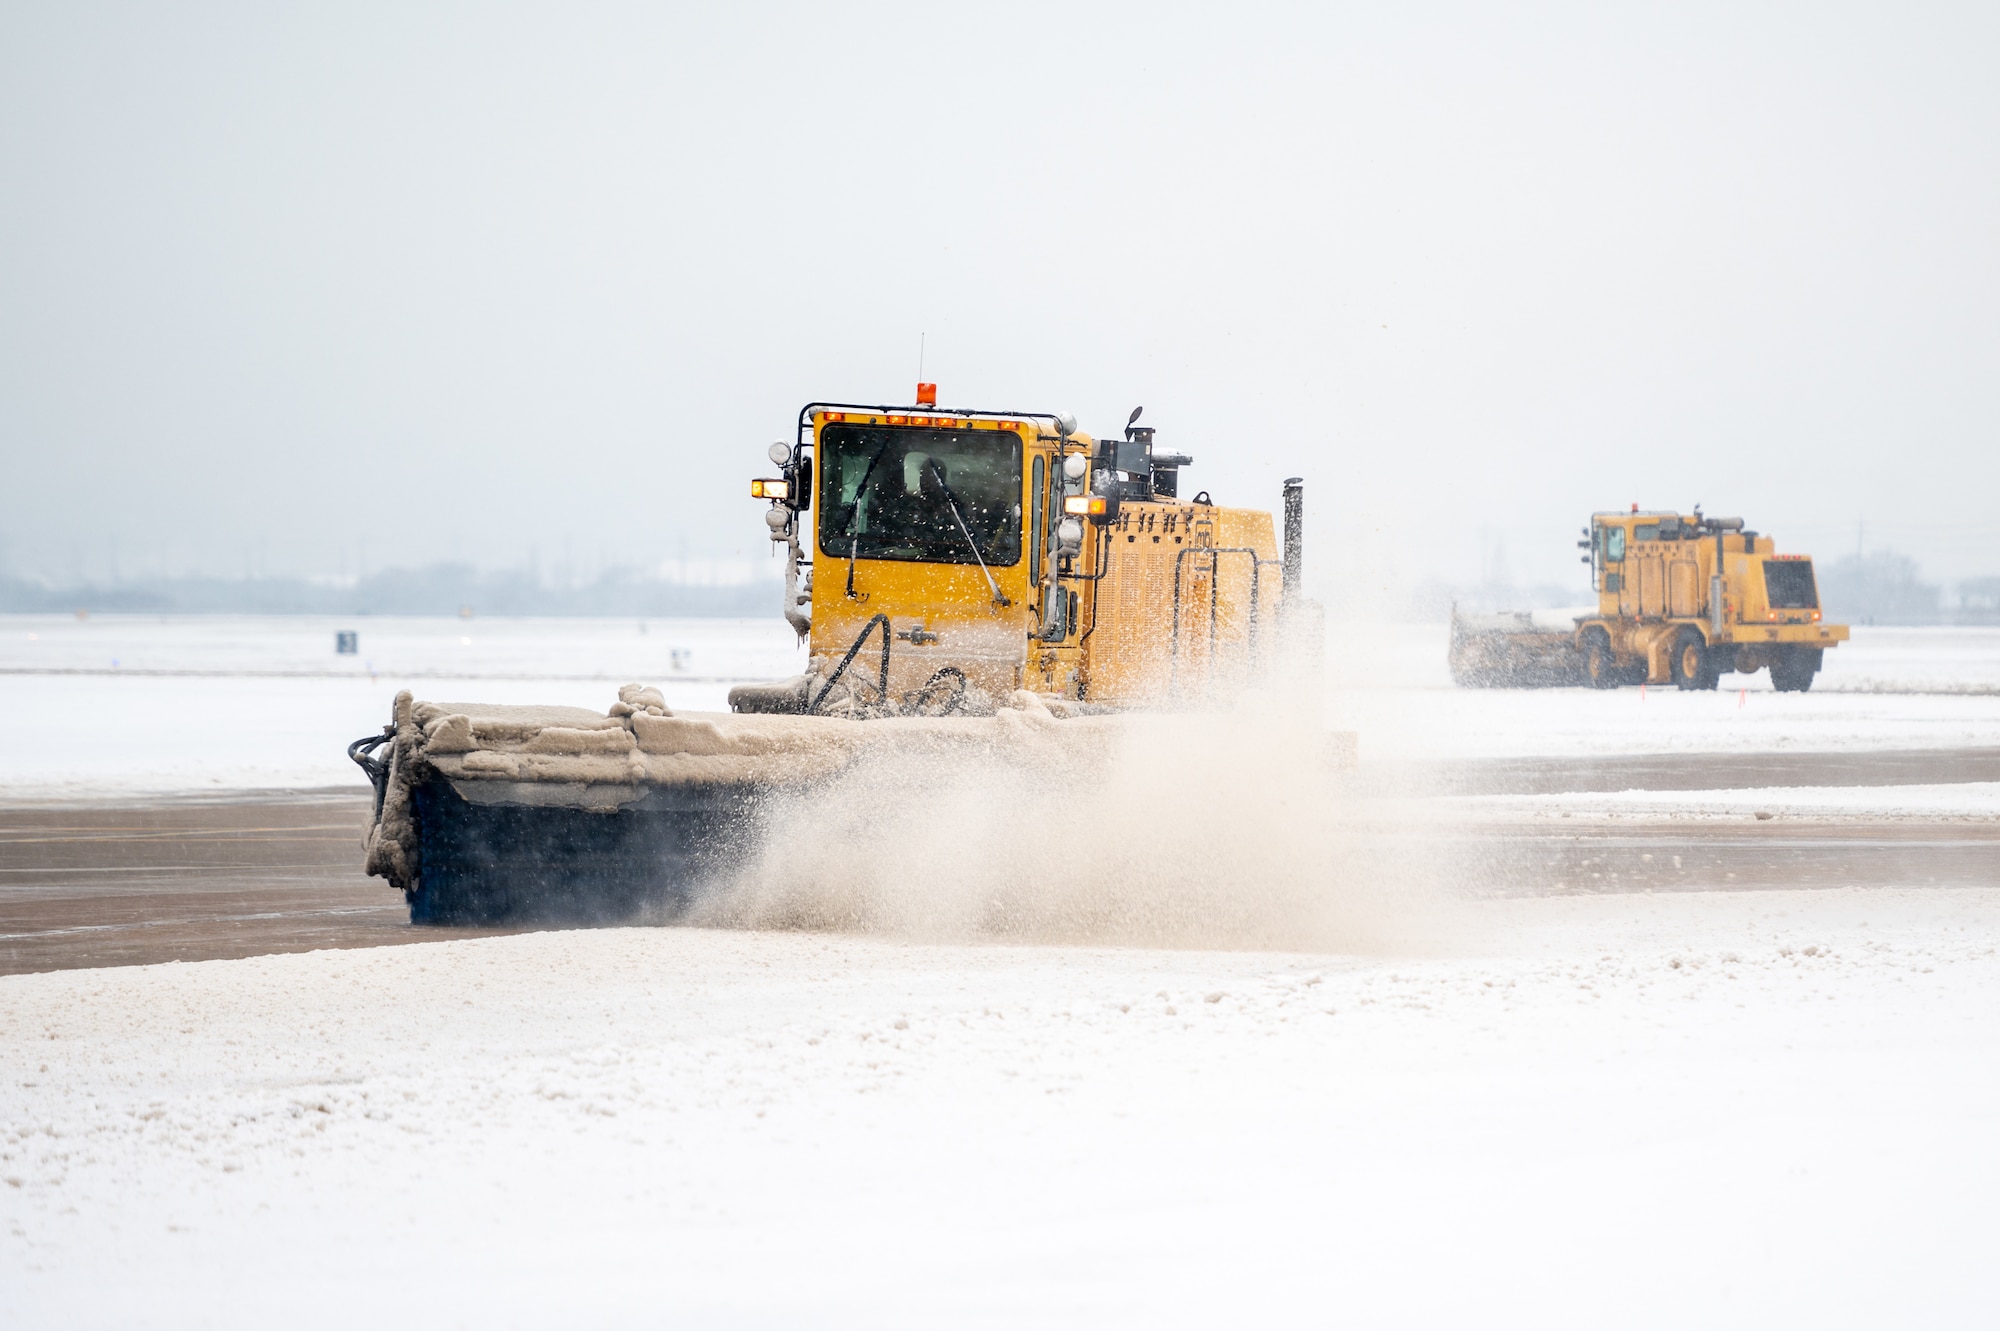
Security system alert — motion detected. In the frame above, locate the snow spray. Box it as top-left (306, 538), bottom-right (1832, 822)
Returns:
top-left (691, 647), bottom-right (1452, 953)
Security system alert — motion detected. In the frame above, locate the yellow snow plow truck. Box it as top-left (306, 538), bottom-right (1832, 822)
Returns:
top-left (1450, 508), bottom-right (1848, 692)
top-left (350, 391), bottom-right (1317, 925)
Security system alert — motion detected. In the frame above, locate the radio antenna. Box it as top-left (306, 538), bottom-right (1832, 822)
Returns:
top-left (917, 331), bottom-right (926, 382)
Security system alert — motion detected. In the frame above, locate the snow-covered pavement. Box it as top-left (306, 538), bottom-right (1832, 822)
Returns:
top-left (5, 614), bottom-right (1998, 1325)
top-left (0, 615), bottom-right (802, 798)
top-left (7, 616), bottom-right (2000, 796)
top-left (4, 888), bottom-right (1998, 1328)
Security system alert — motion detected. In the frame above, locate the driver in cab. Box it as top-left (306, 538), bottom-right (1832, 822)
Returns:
top-left (870, 454), bottom-right (960, 548)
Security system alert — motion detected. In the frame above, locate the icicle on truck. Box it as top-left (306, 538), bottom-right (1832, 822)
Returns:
top-left (349, 390), bottom-right (1320, 924)
top-left (1450, 507), bottom-right (1848, 691)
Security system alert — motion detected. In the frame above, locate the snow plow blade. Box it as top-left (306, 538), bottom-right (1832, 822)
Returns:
top-left (349, 685), bottom-right (1133, 927)
top-left (1448, 608), bottom-right (1588, 688)
top-left (402, 776), bottom-right (760, 925)
top-left (348, 690), bottom-right (768, 925)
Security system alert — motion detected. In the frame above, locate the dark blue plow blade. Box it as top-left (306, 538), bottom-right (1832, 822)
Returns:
top-left (409, 775), bottom-right (763, 926)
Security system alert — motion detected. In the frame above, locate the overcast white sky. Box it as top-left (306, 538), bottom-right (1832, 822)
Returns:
top-left (3, 2), bottom-right (1995, 598)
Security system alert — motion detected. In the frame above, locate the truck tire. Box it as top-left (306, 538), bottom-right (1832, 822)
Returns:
top-left (1584, 629), bottom-right (1618, 689)
top-left (1670, 627), bottom-right (1717, 691)
top-left (1771, 647), bottom-right (1819, 693)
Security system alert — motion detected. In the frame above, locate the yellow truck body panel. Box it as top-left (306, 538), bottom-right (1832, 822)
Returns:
top-left (799, 406), bottom-right (1284, 710)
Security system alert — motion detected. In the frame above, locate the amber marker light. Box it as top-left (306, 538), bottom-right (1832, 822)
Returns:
top-left (1064, 496), bottom-right (1108, 516)
top-left (751, 479), bottom-right (789, 500)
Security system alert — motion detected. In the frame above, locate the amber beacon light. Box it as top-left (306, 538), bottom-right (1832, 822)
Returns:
top-left (915, 382), bottom-right (937, 406)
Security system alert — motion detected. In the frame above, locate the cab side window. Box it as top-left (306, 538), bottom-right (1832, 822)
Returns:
top-left (1633, 523), bottom-right (1659, 543)
top-left (1030, 455), bottom-right (1045, 587)
top-left (1602, 526), bottom-right (1626, 562)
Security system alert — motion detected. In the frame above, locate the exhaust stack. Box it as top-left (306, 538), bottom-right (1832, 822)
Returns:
top-left (1281, 477), bottom-right (1304, 607)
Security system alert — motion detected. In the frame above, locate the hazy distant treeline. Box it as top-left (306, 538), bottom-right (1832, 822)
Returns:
top-left (1814, 552), bottom-right (2000, 626)
top-left (0, 563), bottom-right (781, 618)
top-left (5, 551), bottom-right (1992, 626)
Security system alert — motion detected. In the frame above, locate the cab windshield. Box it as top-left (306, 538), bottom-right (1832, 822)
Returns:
top-left (1763, 560), bottom-right (1818, 609)
top-left (817, 424), bottom-right (1022, 566)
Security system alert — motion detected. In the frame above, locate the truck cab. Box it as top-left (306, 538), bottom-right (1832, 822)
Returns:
top-left (742, 394), bottom-right (1292, 715)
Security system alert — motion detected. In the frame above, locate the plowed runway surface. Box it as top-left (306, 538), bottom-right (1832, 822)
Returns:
top-left (0, 796), bottom-right (516, 974)
top-left (2, 746), bottom-right (1992, 975)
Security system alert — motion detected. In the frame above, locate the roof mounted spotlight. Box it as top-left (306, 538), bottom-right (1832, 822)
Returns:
top-left (1053, 411), bottom-right (1077, 437)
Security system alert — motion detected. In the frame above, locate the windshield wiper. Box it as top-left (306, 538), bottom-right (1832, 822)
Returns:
top-left (840, 441), bottom-right (894, 602)
top-left (925, 458), bottom-right (1010, 609)
top-left (845, 535), bottom-right (865, 602)
top-left (841, 441), bottom-right (893, 538)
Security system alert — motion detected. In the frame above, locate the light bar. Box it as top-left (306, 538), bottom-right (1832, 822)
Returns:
top-left (751, 478), bottom-right (789, 500)
top-left (1064, 495), bottom-right (1107, 516)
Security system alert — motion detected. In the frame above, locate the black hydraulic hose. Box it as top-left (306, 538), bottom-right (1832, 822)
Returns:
top-left (912, 666), bottom-right (968, 715)
top-left (811, 613), bottom-right (892, 715)
top-left (347, 728), bottom-right (394, 822)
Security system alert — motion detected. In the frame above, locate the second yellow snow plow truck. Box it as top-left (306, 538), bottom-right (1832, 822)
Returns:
top-left (1451, 507), bottom-right (1848, 692)
top-left (349, 390), bottom-right (1316, 925)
